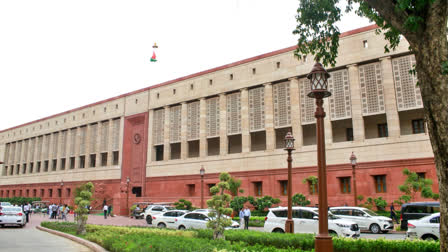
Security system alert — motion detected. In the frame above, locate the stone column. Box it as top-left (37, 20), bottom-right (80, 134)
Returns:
top-left (74, 127), bottom-right (81, 169)
top-left (289, 78), bottom-right (303, 148)
top-left (241, 88), bottom-right (250, 153)
top-left (219, 93), bottom-right (228, 155)
top-left (33, 138), bottom-right (39, 173)
top-left (48, 134), bottom-right (55, 172)
top-left (95, 123), bottom-right (102, 167)
top-left (64, 130), bottom-right (71, 170)
top-left (55, 132), bottom-right (63, 171)
top-left (199, 98), bottom-right (207, 157)
top-left (324, 98), bottom-right (333, 144)
top-left (8, 142), bottom-right (15, 175)
top-left (380, 57), bottom-right (401, 138)
top-left (107, 119), bottom-right (114, 166)
top-left (163, 106), bottom-right (171, 160)
top-left (85, 124), bottom-right (92, 168)
top-left (19, 141), bottom-right (26, 175)
top-left (264, 83), bottom-right (275, 151)
top-left (118, 116), bottom-right (125, 166)
top-left (147, 110), bottom-right (154, 163)
top-left (348, 64), bottom-right (365, 142)
top-left (180, 102), bottom-right (188, 159)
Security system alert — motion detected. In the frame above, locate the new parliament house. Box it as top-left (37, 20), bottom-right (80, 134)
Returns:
top-left (0, 25), bottom-right (438, 214)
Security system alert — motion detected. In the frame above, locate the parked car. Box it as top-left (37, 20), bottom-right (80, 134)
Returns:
top-left (0, 202), bottom-right (12, 210)
top-left (152, 210), bottom-right (189, 229)
top-left (143, 205), bottom-right (176, 225)
top-left (330, 206), bottom-right (393, 234)
top-left (176, 212), bottom-right (239, 230)
top-left (400, 202), bottom-right (440, 230)
top-left (264, 207), bottom-right (360, 238)
top-left (0, 206), bottom-right (26, 227)
top-left (406, 212), bottom-right (440, 241)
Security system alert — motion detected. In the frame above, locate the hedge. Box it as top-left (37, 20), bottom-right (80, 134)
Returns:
top-left (41, 222), bottom-right (440, 252)
top-left (0, 197), bottom-right (42, 206)
top-left (233, 216), bottom-right (265, 227)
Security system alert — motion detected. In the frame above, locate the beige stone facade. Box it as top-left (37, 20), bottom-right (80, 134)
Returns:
top-left (0, 25), bottom-right (434, 196)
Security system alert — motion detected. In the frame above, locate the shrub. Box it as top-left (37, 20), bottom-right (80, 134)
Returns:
top-left (248, 196), bottom-right (280, 211)
top-left (333, 237), bottom-right (439, 252)
top-left (0, 197), bottom-right (42, 206)
top-left (230, 196), bottom-right (248, 212)
top-left (206, 172), bottom-right (233, 239)
top-left (292, 193), bottom-right (310, 206)
top-left (74, 182), bottom-right (94, 235)
top-left (174, 199), bottom-right (193, 210)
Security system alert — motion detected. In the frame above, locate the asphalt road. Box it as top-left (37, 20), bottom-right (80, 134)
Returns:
top-left (0, 224), bottom-right (91, 252)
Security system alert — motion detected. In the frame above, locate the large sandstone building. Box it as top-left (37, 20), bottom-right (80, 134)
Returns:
top-left (0, 25), bottom-right (438, 214)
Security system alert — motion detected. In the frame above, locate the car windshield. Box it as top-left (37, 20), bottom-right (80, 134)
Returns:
top-left (363, 209), bottom-right (379, 216)
top-left (2, 207), bottom-right (21, 212)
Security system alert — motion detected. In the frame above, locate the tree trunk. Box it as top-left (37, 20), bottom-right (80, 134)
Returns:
top-left (411, 17), bottom-right (448, 250)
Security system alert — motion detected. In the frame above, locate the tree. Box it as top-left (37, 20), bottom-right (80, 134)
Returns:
top-left (228, 177), bottom-right (244, 196)
top-left (74, 182), bottom-right (94, 235)
top-left (248, 196), bottom-right (281, 211)
top-left (294, 1), bottom-right (447, 249)
top-left (206, 172), bottom-right (233, 239)
top-left (174, 199), bottom-right (194, 210)
top-left (229, 196), bottom-right (248, 212)
top-left (292, 193), bottom-right (311, 206)
top-left (398, 168), bottom-right (439, 201)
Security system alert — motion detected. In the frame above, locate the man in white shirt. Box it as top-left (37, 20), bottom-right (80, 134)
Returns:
top-left (103, 205), bottom-right (108, 219)
top-left (23, 203), bottom-right (30, 223)
top-left (243, 207), bottom-right (251, 230)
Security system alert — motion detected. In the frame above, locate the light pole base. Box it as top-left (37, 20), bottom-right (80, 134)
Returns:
top-left (315, 235), bottom-right (333, 252)
top-left (285, 219), bottom-right (294, 233)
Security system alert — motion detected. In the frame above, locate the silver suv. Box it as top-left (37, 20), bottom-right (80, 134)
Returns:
top-left (263, 207), bottom-right (360, 238)
top-left (330, 207), bottom-right (393, 234)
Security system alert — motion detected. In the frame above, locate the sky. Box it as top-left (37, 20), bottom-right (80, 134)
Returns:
top-left (0, 0), bottom-right (372, 131)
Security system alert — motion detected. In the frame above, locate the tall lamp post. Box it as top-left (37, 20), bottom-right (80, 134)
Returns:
top-left (60, 180), bottom-right (64, 205)
top-left (126, 176), bottom-right (130, 214)
top-left (284, 132), bottom-right (295, 233)
top-left (307, 62), bottom-right (333, 252)
top-left (350, 152), bottom-right (358, 206)
top-left (200, 166), bottom-right (205, 209)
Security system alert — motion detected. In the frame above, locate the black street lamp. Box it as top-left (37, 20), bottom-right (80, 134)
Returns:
top-left (350, 152), bottom-right (358, 206)
top-left (307, 62), bottom-right (333, 252)
top-left (284, 132), bottom-right (295, 233)
top-left (200, 166), bottom-right (205, 209)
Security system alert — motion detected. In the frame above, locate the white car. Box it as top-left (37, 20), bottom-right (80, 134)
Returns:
top-left (152, 210), bottom-right (189, 229)
top-left (264, 207), bottom-right (360, 238)
top-left (330, 207), bottom-right (393, 234)
top-left (143, 205), bottom-right (176, 225)
top-left (0, 206), bottom-right (26, 228)
top-left (176, 212), bottom-right (239, 230)
top-left (406, 213), bottom-right (440, 241)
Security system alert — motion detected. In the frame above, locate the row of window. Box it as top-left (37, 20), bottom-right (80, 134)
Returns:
top-left (2, 151), bottom-right (119, 176)
top-left (0, 187), bottom-right (71, 199)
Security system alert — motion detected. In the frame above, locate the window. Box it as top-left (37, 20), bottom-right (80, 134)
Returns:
top-left (209, 79), bottom-right (213, 85)
top-left (207, 184), bottom-right (216, 196)
top-left (60, 158), bottom-right (66, 170)
top-left (66, 188), bottom-right (71, 197)
top-left (101, 153), bottom-right (108, 166)
top-left (40, 189), bottom-right (45, 197)
top-left (157, 93), bottom-right (160, 99)
top-left (49, 189), bottom-right (53, 197)
top-left (58, 188), bottom-right (62, 197)
top-left (37, 162), bottom-right (41, 173)
top-left (90, 154), bottom-right (96, 167)
top-left (190, 84), bottom-right (194, 90)
top-left (378, 123), bottom-right (388, 137)
top-left (135, 99), bottom-right (138, 104)
top-left (430, 216), bottom-right (440, 224)
top-left (303, 55), bottom-right (307, 63)
top-left (412, 119), bottom-right (425, 134)
top-left (272, 210), bottom-right (287, 217)
top-left (79, 156), bottom-right (85, 168)
top-left (339, 177), bottom-right (351, 193)
top-left (363, 40), bottom-right (368, 48)
top-left (307, 181), bottom-right (318, 195)
top-left (187, 184), bottom-right (195, 196)
top-left (173, 89), bottom-right (176, 95)
top-left (33, 189), bottom-right (37, 197)
top-left (52, 159), bottom-right (57, 171)
top-left (252, 68), bottom-right (256, 74)
top-left (254, 182), bottom-right (262, 196)
top-left (113, 151), bottom-right (119, 165)
top-left (276, 62), bottom-right (281, 69)
top-left (279, 180), bottom-right (288, 196)
top-left (346, 128), bottom-right (353, 141)
top-left (299, 210), bottom-right (316, 219)
top-left (44, 160), bottom-right (49, 172)
top-left (70, 157), bottom-right (75, 169)
top-left (417, 172), bottom-right (426, 179)
top-left (230, 74), bottom-right (233, 80)
top-left (374, 175), bottom-right (387, 193)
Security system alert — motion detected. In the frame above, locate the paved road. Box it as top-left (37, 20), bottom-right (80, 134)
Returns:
top-left (0, 226), bottom-right (91, 252)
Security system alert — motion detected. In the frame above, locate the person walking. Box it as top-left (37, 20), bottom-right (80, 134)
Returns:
top-left (23, 202), bottom-right (30, 223)
top-left (243, 206), bottom-right (251, 230)
top-left (107, 204), bottom-right (112, 217)
top-left (239, 208), bottom-right (245, 229)
top-left (103, 204), bottom-right (108, 219)
top-left (390, 202), bottom-right (399, 224)
top-left (62, 205), bottom-right (69, 221)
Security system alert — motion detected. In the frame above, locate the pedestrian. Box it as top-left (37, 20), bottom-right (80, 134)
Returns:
top-left (62, 205), bottom-right (69, 221)
top-left (23, 202), bottom-right (30, 223)
top-left (107, 204), bottom-right (112, 217)
top-left (48, 204), bottom-right (53, 219)
top-left (103, 204), bottom-right (108, 219)
top-left (243, 206), bottom-right (251, 230)
top-left (239, 208), bottom-right (245, 229)
top-left (390, 202), bottom-right (399, 224)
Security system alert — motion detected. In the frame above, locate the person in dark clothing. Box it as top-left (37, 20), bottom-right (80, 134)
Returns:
top-left (390, 202), bottom-right (399, 224)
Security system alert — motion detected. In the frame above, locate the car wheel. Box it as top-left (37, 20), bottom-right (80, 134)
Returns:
top-left (329, 230), bottom-right (338, 237)
top-left (422, 234), bottom-right (438, 241)
top-left (146, 216), bottom-right (152, 225)
top-left (157, 223), bottom-right (166, 228)
top-left (381, 230), bottom-right (389, 234)
top-left (272, 228), bottom-right (284, 233)
top-left (178, 225), bottom-right (186, 230)
top-left (369, 223), bottom-right (380, 234)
